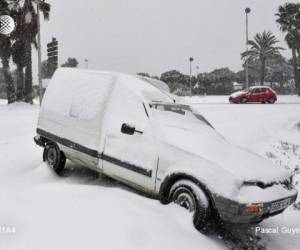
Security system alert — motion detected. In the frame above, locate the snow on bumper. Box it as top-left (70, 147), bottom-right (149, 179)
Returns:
top-left (213, 186), bottom-right (298, 223)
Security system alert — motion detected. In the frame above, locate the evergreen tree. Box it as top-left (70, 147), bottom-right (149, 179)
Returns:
top-left (276, 3), bottom-right (300, 96)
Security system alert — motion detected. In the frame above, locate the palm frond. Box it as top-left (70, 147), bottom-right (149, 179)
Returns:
top-left (40, 2), bottom-right (50, 20)
top-left (242, 31), bottom-right (283, 62)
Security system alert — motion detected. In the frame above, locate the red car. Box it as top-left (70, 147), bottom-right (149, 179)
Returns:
top-left (229, 86), bottom-right (277, 104)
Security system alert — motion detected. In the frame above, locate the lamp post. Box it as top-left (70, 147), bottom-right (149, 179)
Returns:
top-left (298, 65), bottom-right (300, 96)
top-left (84, 59), bottom-right (89, 69)
top-left (196, 65), bottom-right (199, 77)
top-left (297, 29), bottom-right (300, 96)
top-left (245, 7), bottom-right (251, 89)
top-left (196, 65), bottom-right (200, 89)
top-left (33, 0), bottom-right (50, 105)
top-left (36, 1), bottom-right (42, 105)
top-left (189, 57), bottom-right (194, 96)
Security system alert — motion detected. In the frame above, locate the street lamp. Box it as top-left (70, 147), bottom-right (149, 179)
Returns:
top-left (84, 59), bottom-right (89, 69)
top-left (195, 65), bottom-right (200, 89)
top-left (245, 7), bottom-right (251, 89)
top-left (189, 57), bottom-right (194, 96)
top-left (33, 0), bottom-right (50, 105)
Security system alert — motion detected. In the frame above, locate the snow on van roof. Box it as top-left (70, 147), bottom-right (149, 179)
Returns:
top-left (41, 68), bottom-right (117, 122)
top-left (137, 76), bottom-right (170, 93)
top-left (137, 76), bottom-right (177, 103)
top-left (39, 68), bottom-right (174, 150)
top-left (118, 73), bottom-right (173, 103)
top-left (48, 68), bottom-right (173, 103)
top-left (41, 68), bottom-right (173, 122)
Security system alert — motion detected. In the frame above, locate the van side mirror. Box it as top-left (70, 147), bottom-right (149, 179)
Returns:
top-left (121, 123), bottom-right (143, 135)
top-left (121, 123), bottom-right (136, 135)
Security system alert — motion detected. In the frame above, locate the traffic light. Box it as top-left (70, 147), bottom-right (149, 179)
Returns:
top-left (47, 37), bottom-right (58, 69)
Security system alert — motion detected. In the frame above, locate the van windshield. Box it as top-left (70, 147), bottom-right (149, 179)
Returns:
top-left (150, 103), bottom-right (214, 128)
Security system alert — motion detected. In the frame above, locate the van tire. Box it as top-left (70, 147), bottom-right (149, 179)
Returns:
top-left (169, 180), bottom-right (211, 233)
top-left (43, 142), bottom-right (66, 174)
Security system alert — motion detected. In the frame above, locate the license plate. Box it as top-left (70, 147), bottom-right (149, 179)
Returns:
top-left (270, 198), bottom-right (291, 213)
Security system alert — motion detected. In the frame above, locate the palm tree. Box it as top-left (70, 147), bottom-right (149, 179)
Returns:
top-left (276, 3), bottom-right (300, 96)
top-left (285, 31), bottom-right (300, 94)
top-left (7, 1), bottom-right (26, 101)
top-left (0, 0), bottom-right (16, 104)
top-left (242, 31), bottom-right (283, 86)
top-left (11, 0), bottom-right (50, 103)
top-left (11, 39), bottom-right (26, 100)
top-left (0, 35), bottom-right (16, 103)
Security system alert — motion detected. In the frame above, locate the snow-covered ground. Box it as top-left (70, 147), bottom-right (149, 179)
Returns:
top-left (182, 94), bottom-right (300, 105)
top-left (0, 95), bottom-right (300, 250)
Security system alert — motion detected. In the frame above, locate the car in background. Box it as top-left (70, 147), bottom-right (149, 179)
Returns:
top-left (229, 86), bottom-right (277, 104)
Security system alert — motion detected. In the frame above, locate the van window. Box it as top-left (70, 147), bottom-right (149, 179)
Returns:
top-left (151, 103), bottom-right (213, 128)
top-left (106, 84), bottom-right (151, 132)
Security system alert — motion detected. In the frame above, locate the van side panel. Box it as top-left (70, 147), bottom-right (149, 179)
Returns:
top-left (38, 68), bottom-right (117, 168)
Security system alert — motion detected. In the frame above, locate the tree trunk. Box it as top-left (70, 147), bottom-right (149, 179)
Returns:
top-left (291, 48), bottom-right (300, 96)
top-left (260, 58), bottom-right (266, 86)
top-left (297, 49), bottom-right (300, 97)
top-left (24, 39), bottom-right (33, 104)
top-left (280, 81), bottom-right (284, 94)
top-left (16, 65), bottom-right (24, 101)
top-left (1, 56), bottom-right (15, 104)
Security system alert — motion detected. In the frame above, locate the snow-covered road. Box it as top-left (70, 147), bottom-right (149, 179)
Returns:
top-left (0, 96), bottom-right (300, 250)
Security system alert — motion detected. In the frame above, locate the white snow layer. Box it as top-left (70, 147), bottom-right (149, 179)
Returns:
top-left (152, 108), bottom-right (291, 195)
top-left (0, 95), bottom-right (300, 249)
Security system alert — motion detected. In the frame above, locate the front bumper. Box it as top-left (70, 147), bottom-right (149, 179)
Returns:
top-left (213, 191), bottom-right (298, 224)
top-left (34, 135), bottom-right (46, 147)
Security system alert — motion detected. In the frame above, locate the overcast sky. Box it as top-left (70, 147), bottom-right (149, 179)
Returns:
top-left (33, 0), bottom-right (291, 78)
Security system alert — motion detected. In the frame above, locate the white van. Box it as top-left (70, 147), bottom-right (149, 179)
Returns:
top-left (35, 68), bottom-right (297, 232)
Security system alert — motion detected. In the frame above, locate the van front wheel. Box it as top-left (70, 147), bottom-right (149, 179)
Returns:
top-left (43, 142), bottom-right (66, 174)
top-left (169, 180), bottom-right (211, 233)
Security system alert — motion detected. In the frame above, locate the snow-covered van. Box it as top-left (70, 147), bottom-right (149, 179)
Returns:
top-left (34, 68), bottom-right (297, 232)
